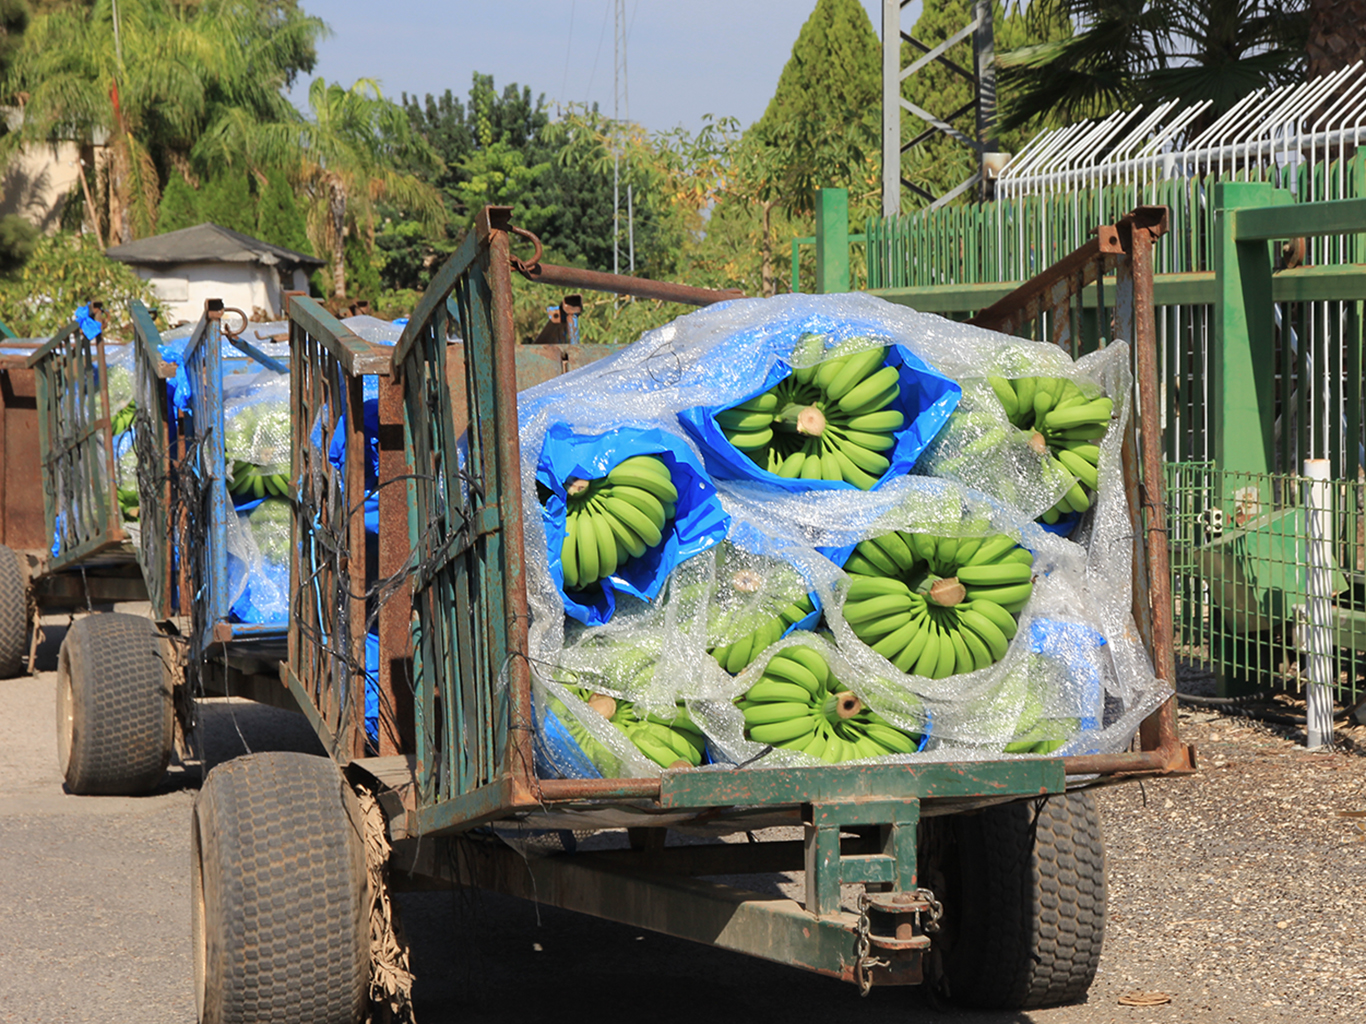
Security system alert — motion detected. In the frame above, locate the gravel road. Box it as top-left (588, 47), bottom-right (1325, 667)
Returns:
top-left (2, 617), bottom-right (1362, 1023)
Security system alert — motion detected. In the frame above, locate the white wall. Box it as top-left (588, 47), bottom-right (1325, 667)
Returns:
top-left (133, 262), bottom-right (292, 325)
top-left (0, 141), bottom-right (85, 233)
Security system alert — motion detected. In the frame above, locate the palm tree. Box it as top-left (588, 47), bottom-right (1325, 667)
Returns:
top-left (998, 1), bottom-right (1308, 132)
top-left (205, 78), bottom-right (444, 298)
top-left (1306, 0), bottom-right (1366, 78)
top-left (1, 0), bottom-right (323, 242)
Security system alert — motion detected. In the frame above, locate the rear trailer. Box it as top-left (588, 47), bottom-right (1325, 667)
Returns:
top-left (191, 205), bottom-right (1195, 1022)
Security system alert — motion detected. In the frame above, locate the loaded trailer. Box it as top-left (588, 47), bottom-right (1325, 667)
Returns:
top-left (0, 293), bottom-right (628, 794)
top-left (188, 204), bottom-right (1196, 1023)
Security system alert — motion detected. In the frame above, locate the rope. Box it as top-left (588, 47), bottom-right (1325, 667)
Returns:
top-left (357, 785), bottom-right (415, 1022)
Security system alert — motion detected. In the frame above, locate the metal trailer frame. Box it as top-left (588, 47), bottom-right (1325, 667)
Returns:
top-left (16, 307), bottom-right (163, 615)
top-left (274, 204), bottom-right (1194, 995)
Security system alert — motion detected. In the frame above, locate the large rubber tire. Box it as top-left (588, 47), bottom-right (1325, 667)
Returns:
top-left (930, 790), bottom-right (1106, 1010)
top-left (193, 751), bottom-right (369, 1024)
top-left (56, 612), bottom-right (173, 795)
top-left (0, 543), bottom-right (27, 678)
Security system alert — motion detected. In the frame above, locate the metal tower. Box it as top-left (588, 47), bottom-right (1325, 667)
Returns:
top-left (613, 0), bottom-right (634, 275)
top-left (881, 0), bottom-right (1002, 215)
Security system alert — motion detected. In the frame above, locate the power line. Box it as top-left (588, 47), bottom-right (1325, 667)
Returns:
top-left (585, 0), bottom-right (612, 104)
top-left (562, 0), bottom-right (576, 101)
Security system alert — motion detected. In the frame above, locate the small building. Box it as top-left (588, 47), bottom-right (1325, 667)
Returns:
top-left (104, 223), bottom-right (323, 325)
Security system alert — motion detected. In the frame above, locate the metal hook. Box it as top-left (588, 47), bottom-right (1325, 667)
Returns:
top-left (220, 307), bottom-right (249, 340)
top-left (507, 225), bottom-right (544, 275)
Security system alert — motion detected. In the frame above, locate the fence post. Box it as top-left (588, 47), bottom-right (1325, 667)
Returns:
top-left (1211, 182), bottom-right (1290, 697)
top-left (814, 188), bottom-right (850, 294)
top-left (1212, 181), bottom-right (1280, 490)
top-left (1304, 459), bottom-right (1336, 748)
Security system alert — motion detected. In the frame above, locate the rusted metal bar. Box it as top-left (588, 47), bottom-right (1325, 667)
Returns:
top-left (482, 208), bottom-right (536, 790)
top-left (515, 260), bottom-right (743, 308)
top-left (968, 231), bottom-right (1119, 335)
top-left (376, 374), bottom-right (413, 756)
top-left (288, 295), bottom-right (391, 377)
top-left (22, 321), bottom-right (80, 369)
top-left (1125, 209), bottom-right (1182, 756)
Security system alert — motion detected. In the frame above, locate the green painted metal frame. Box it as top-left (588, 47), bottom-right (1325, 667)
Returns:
top-left (856, 182), bottom-right (1366, 699)
top-left (26, 315), bottom-right (129, 570)
top-left (128, 300), bottom-right (179, 620)
top-left (276, 202), bottom-right (1194, 991)
top-left (285, 294), bottom-right (391, 762)
top-left (0, 317), bottom-right (15, 340)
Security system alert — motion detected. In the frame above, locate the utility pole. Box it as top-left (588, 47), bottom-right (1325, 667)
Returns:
top-left (613, 0), bottom-right (635, 276)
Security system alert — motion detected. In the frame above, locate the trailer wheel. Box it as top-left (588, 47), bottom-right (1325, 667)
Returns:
top-left (56, 612), bottom-right (173, 795)
top-left (0, 543), bottom-right (27, 678)
top-left (929, 790), bottom-right (1106, 1010)
top-left (193, 752), bottom-right (369, 1024)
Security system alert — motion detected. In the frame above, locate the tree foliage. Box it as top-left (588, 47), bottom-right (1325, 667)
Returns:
top-left (751, 0), bottom-right (881, 218)
top-left (255, 166), bottom-right (311, 254)
top-left (998, 0), bottom-right (1308, 132)
top-left (391, 75), bottom-right (630, 292)
top-left (155, 171), bottom-right (200, 233)
top-left (204, 76), bottom-right (444, 297)
top-left (2, 0), bottom-right (325, 243)
top-left (0, 231), bottom-right (158, 336)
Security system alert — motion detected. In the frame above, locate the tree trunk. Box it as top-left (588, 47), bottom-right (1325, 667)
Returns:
top-left (329, 178), bottom-right (347, 299)
top-left (1307, 0), bottom-right (1366, 79)
top-left (109, 138), bottom-right (132, 246)
top-left (760, 198), bottom-right (776, 297)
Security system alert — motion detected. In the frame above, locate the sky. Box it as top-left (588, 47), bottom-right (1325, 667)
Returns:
top-left (289, 1), bottom-right (925, 134)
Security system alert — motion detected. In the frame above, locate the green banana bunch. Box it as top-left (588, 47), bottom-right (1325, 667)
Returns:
top-left (544, 687), bottom-right (623, 777)
top-left (715, 339), bottom-right (905, 489)
top-left (228, 460), bottom-right (293, 503)
top-left (611, 700), bottom-right (708, 768)
top-left (116, 484), bottom-right (140, 520)
top-left (110, 401), bottom-right (137, 436)
top-left (842, 531), bottom-right (1033, 678)
top-left (736, 645), bottom-right (922, 761)
top-left (988, 375), bottom-right (1111, 523)
top-left (710, 593), bottom-right (816, 675)
top-left (919, 404), bottom-right (1012, 478)
top-left (1004, 717), bottom-right (1078, 754)
top-left (559, 685), bottom-right (707, 769)
top-left (557, 455), bottom-right (678, 591)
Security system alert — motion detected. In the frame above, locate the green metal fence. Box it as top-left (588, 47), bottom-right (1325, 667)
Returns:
top-left (810, 172), bottom-right (1366, 700)
top-left (1168, 462), bottom-right (1365, 703)
top-left (863, 158), bottom-right (1366, 474)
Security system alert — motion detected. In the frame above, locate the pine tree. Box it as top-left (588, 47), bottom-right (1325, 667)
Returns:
top-left (256, 168), bottom-right (311, 255)
top-left (156, 172), bottom-right (202, 234)
top-left (198, 167), bottom-right (256, 236)
top-left (751, 0), bottom-right (881, 217)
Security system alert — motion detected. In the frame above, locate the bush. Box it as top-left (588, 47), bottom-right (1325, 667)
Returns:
top-left (0, 232), bottom-right (160, 337)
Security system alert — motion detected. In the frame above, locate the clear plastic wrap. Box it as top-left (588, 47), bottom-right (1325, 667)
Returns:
top-left (517, 294), bottom-right (1170, 777)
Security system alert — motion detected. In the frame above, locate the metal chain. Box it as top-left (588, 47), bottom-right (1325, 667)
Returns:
top-left (854, 892), bottom-right (891, 997)
top-left (916, 887), bottom-right (944, 932)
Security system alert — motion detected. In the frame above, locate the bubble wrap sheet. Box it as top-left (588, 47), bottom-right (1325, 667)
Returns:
top-left (510, 294), bottom-right (1170, 776)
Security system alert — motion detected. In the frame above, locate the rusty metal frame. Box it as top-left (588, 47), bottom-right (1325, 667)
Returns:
top-left (272, 201), bottom-right (1209, 995)
top-left (361, 203), bottom-right (1193, 840)
top-left (26, 313), bottom-right (130, 571)
top-left (128, 300), bottom-right (179, 620)
top-left (969, 206), bottom-right (1193, 779)
top-left (283, 294), bottom-right (392, 762)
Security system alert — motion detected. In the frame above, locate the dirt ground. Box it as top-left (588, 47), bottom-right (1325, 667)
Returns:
top-left (2, 619), bottom-right (1364, 1023)
top-left (396, 691), bottom-right (1366, 1024)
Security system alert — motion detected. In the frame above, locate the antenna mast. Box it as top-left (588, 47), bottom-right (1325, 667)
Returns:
top-left (613, 0), bottom-right (634, 276)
